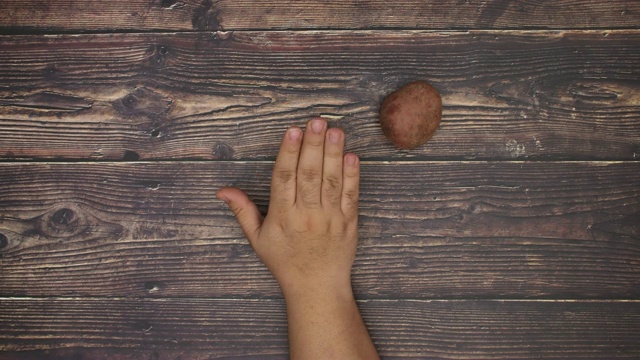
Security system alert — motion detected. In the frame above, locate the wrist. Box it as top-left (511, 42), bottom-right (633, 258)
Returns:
top-left (280, 275), bottom-right (354, 304)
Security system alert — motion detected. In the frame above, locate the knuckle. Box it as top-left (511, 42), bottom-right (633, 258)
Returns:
top-left (344, 168), bottom-right (359, 178)
top-left (343, 189), bottom-right (359, 204)
top-left (284, 145), bottom-right (299, 155)
top-left (299, 168), bottom-right (320, 182)
top-left (231, 204), bottom-right (245, 217)
top-left (274, 168), bottom-right (295, 183)
top-left (306, 137), bottom-right (324, 147)
top-left (323, 176), bottom-right (342, 195)
top-left (325, 147), bottom-right (342, 158)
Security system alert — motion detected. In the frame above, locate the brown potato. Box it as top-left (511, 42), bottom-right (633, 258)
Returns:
top-left (379, 81), bottom-right (442, 150)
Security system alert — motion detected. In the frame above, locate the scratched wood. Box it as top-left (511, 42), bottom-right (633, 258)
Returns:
top-left (0, 0), bottom-right (639, 32)
top-left (1, 1), bottom-right (639, 358)
top-left (1, 31), bottom-right (639, 161)
top-left (1, 298), bottom-right (639, 359)
top-left (0, 161), bottom-right (638, 299)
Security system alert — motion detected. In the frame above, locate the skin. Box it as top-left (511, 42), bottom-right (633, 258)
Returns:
top-left (216, 117), bottom-right (380, 360)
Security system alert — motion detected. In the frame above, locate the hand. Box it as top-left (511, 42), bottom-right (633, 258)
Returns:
top-left (217, 118), bottom-right (378, 360)
top-left (216, 117), bottom-right (360, 296)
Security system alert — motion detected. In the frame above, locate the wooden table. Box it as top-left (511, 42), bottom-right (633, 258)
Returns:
top-left (1, 1), bottom-right (639, 358)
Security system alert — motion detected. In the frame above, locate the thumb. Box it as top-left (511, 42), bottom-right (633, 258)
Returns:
top-left (216, 187), bottom-right (263, 244)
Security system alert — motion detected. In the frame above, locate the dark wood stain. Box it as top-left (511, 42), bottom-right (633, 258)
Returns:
top-left (0, 1), bottom-right (638, 31)
top-left (3, 91), bottom-right (93, 111)
top-left (112, 88), bottom-right (172, 118)
top-left (191, 0), bottom-right (222, 30)
top-left (0, 232), bottom-right (8, 249)
top-left (475, 0), bottom-right (510, 27)
top-left (212, 142), bottom-right (234, 159)
top-left (0, 161), bottom-right (637, 299)
top-left (0, 298), bottom-right (638, 358)
top-left (0, 31), bottom-right (639, 160)
top-left (1, 1), bottom-right (640, 359)
top-left (122, 150), bottom-right (140, 161)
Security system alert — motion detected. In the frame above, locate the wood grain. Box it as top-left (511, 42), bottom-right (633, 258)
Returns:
top-left (0, 298), bottom-right (639, 359)
top-left (1, 0), bottom-right (639, 32)
top-left (1, 31), bottom-right (639, 161)
top-left (2, 1), bottom-right (638, 359)
top-left (0, 161), bottom-right (638, 299)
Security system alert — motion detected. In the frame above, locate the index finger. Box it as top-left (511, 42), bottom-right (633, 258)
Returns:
top-left (269, 127), bottom-right (302, 211)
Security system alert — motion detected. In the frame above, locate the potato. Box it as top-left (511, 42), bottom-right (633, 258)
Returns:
top-left (379, 81), bottom-right (442, 150)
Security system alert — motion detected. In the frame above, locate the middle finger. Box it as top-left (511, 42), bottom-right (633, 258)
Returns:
top-left (296, 118), bottom-right (327, 207)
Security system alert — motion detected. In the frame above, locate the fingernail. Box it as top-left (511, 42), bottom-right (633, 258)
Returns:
top-left (310, 119), bottom-right (325, 134)
top-left (328, 129), bottom-right (340, 144)
top-left (346, 153), bottom-right (357, 166)
top-left (288, 128), bottom-right (301, 141)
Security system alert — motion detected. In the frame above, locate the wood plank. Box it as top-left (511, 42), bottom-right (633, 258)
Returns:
top-left (1, 0), bottom-right (639, 32)
top-left (0, 298), bottom-right (639, 359)
top-left (1, 31), bottom-right (639, 161)
top-left (0, 161), bottom-right (638, 299)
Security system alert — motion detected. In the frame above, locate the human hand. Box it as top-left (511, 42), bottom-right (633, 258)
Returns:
top-left (217, 119), bottom-right (377, 360)
top-left (216, 118), bottom-right (360, 297)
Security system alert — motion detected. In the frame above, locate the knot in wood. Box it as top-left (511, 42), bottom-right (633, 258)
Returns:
top-left (123, 94), bottom-right (137, 109)
top-left (149, 45), bottom-right (170, 67)
top-left (0, 233), bottom-right (8, 249)
top-left (51, 208), bottom-right (77, 226)
top-left (37, 206), bottom-right (88, 239)
top-left (114, 88), bottom-right (172, 117)
top-left (212, 142), bottom-right (234, 159)
top-left (123, 150), bottom-right (140, 161)
top-left (192, 0), bottom-right (221, 31)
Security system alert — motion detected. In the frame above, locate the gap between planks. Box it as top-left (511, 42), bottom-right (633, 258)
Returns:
top-left (0, 160), bottom-right (636, 164)
top-left (1, 29), bottom-right (638, 37)
top-left (1, 297), bottom-right (639, 302)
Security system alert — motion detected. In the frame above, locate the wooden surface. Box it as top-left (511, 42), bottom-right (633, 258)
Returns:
top-left (1, 0), bottom-right (639, 32)
top-left (1, 0), bottom-right (640, 359)
top-left (0, 162), bottom-right (638, 299)
top-left (1, 31), bottom-right (640, 161)
top-left (1, 298), bottom-right (639, 359)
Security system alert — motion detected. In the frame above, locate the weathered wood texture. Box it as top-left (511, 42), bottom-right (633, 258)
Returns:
top-left (1, 298), bottom-right (639, 359)
top-left (1, 162), bottom-right (638, 299)
top-left (1, 0), bottom-right (639, 32)
top-left (1, 31), bottom-right (639, 161)
top-left (1, 2), bottom-right (639, 358)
